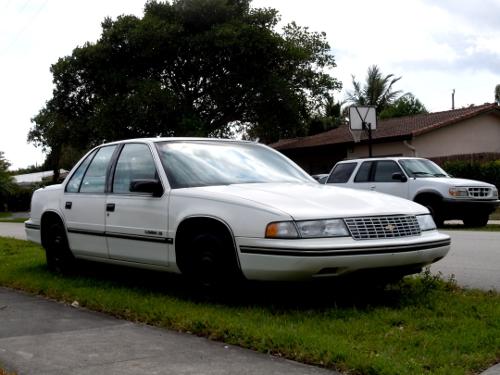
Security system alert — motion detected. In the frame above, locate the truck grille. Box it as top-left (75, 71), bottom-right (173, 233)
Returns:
top-left (344, 215), bottom-right (421, 240)
top-left (467, 187), bottom-right (491, 198)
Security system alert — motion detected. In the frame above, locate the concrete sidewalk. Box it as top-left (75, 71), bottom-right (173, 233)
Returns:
top-left (0, 287), bottom-right (336, 375)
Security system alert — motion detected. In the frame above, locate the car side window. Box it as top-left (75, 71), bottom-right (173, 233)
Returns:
top-left (112, 143), bottom-right (158, 194)
top-left (354, 161), bottom-right (373, 182)
top-left (79, 146), bottom-right (117, 193)
top-left (373, 161), bottom-right (403, 182)
top-left (65, 150), bottom-right (97, 193)
top-left (327, 163), bottom-right (357, 183)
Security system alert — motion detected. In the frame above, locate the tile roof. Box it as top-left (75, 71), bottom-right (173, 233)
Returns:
top-left (271, 103), bottom-right (500, 150)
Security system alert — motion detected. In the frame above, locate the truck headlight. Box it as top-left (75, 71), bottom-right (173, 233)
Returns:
top-left (296, 219), bottom-right (350, 238)
top-left (493, 187), bottom-right (498, 198)
top-left (449, 187), bottom-right (468, 198)
top-left (417, 214), bottom-right (437, 231)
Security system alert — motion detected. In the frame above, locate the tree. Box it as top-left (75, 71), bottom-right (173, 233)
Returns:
top-left (346, 65), bottom-right (403, 114)
top-left (0, 152), bottom-right (15, 211)
top-left (29, 0), bottom-right (341, 175)
top-left (495, 84), bottom-right (500, 104)
top-left (379, 93), bottom-right (428, 119)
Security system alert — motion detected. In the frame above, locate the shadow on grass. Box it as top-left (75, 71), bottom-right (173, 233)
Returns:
top-left (20, 259), bottom-right (451, 312)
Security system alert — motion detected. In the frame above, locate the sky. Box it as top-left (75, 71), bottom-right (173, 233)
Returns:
top-left (1, 0), bottom-right (499, 170)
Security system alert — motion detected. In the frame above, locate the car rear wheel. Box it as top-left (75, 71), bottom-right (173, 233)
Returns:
top-left (44, 220), bottom-right (76, 274)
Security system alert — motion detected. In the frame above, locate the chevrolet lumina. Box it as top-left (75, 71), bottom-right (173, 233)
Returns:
top-left (25, 138), bottom-right (450, 284)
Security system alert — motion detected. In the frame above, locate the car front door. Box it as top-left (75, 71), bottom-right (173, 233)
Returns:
top-left (62, 145), bottom-right (117, 258)
top-left (105, 143), bottom-right (170, 266)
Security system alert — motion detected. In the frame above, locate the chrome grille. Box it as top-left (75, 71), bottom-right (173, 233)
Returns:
top-left (467, 187), bottom-right (491, 198)
top-left (344, 215), bottom-right (421, 240)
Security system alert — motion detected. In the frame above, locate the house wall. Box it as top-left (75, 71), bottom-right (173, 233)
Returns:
top-left (348, 113), bottom-right (500, 159)
top-left (280, 145), bottom-right (347, 174)
top-left (347, 141), bottom-right (410, 159)
top-left (412, 113), bottom-right (500, 157)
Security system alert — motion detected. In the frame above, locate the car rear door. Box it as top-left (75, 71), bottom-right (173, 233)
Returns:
top-left (105, 143), bottom-right (170, 266)
top-left (62, 145), bottom-right (117, 258)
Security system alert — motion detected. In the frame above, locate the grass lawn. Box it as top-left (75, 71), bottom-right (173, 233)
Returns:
top-left (491, 207), bottom-right (500, 221)
top-left (0, 237), bottom-right (499, 375)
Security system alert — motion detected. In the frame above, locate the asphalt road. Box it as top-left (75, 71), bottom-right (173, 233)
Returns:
top-left (431, 230), bottom-right (500, 291)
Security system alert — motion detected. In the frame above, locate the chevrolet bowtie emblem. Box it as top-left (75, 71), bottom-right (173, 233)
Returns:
top-left (385, 224), bottom-right (396, 232)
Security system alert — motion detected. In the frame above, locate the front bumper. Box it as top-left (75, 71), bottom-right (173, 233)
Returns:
top-left (441, 198), bottom-right (499, 218)
top-left (25, 220), bottom-right (41, 244)
top-left (236, 231), bottom-right (450, 281)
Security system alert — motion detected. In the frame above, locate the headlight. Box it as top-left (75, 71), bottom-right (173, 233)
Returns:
top-left (493, 187), bottom-right (498, 198)
top-left (296, 219), bottom-right (349, 238)
top-left (449, 187), bottom-right (468, 198)
top-left (417, 214), bottom-right (436, 231)
top-left (265, 221), bottom-right (299, 238)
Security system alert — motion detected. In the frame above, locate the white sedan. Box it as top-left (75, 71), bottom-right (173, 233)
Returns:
top-left (25, 138), bottom-right (450, 285)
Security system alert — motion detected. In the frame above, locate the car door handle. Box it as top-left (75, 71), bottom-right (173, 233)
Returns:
top-left (65, 201), bottom-right (72, 209)
top-left (106, 203), bottom-right (115, 212)
top-left (369, 185), bottom-right (376, 190)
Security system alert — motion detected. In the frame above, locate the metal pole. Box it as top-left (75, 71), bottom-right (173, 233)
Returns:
top-left (363, 121), bottom-right (373, 157)
top-left (367, 123), bottom-right (373, 157)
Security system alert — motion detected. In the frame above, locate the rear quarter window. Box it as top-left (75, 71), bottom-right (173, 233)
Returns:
top-left (327, 163), bottom-right (357, 183)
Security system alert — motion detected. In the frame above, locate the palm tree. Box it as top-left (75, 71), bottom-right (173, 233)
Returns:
top-left (346, 65), bottom-right (403, 113)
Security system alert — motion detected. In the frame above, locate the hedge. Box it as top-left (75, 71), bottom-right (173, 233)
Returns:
top-left (442, 160), bottom-right (500, 190)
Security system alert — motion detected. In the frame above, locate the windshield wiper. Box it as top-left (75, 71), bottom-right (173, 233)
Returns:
top-left (433, 173), bottom-right (447, 177)
top-left (411, 171), bottom-right (434, 176)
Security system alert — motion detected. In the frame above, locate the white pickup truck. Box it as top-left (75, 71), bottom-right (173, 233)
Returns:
top-left (326, 157), bottom-right (499, 227)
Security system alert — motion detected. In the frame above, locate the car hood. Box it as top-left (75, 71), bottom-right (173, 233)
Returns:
top-left (194, 183), bottom-right (428, 220)
top-left (422, 177), bottom-right (495, 187)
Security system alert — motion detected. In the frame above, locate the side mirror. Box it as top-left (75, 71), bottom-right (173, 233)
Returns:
top-left (392, 172), bottom-right (408, 182)
top-left (130, 179), bottom-right (164, 197)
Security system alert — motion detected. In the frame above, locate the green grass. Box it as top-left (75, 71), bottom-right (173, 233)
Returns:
top-left (491, 208), bottom-right (500, 221)
top-left (0, 237), bottom-right (499, 375)
top-left (0, 218), bottom-right (26, 223)
top-left (0, 213), bottom-right (27, 223)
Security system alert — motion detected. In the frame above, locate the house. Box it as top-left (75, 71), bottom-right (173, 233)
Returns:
top-left (13, 169), bottom-right (68, 186)
top-left (271, 103), bottom-right (500, 174)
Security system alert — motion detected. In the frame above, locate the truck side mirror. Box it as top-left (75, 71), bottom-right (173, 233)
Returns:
top-left (392, 172), bottom-right (408, 182)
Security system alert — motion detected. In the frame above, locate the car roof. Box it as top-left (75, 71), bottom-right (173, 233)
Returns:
top-left (97, 137), bottom-right (259, 147)
top-left (337, 157), bottom-right (427, 163)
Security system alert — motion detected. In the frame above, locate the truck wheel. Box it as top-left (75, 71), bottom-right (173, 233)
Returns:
top-left (415, 198), bottom-right (444, 227)
top-left (44, 220), bottom-right (76, 274)
top-left (463, 215), bottom-right (489, 228)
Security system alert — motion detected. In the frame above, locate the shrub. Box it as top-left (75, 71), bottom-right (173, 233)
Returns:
top-left (443, 160), bottom-right (500, 190)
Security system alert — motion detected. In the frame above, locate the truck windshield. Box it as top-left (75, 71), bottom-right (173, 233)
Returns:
top-left (155, 141), bottom-right (314, 188)
top-left (399, 159), bottom-right (448, 178)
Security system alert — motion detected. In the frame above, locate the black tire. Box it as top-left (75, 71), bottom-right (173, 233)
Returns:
top-left (181, 229), bottom-right (241, 294)
top-left (415, 198), bottom-right (444, 227)
top-left (463, 215), bottom-right (489, 228)
top-left (44, 220), bottom-right (76, 274)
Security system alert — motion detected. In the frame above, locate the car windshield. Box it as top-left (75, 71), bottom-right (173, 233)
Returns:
top-left (155, 141), bottom-right (313, 188)
top-left (399, 159), bottom-right (448, 178)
